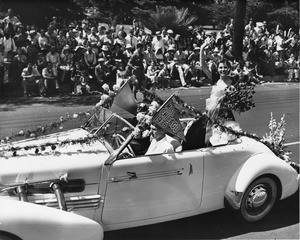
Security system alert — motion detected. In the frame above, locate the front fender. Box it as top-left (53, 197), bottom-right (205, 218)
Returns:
top-left (0, 199), bottom-right (103, 240)
top-left (224, 153), bottom-right (299, 210)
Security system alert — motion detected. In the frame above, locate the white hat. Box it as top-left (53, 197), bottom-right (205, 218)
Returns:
top-left (167, 45), bottom-right (175, 51)
top-left (167, 29), bottom-right (173, 34)
top-left (102, 83), bottom-right (110, 91)
top-left (101, 45), bottom-right (108, 51)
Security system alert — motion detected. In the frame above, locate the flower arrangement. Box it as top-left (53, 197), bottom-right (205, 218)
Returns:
top-left (261, 113), bottom-right (291, 162)
top-left (222, 81), bottom-right (256, 114)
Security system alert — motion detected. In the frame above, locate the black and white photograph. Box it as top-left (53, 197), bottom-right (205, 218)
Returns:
top-left (0, 0), bottom-right (299, 239)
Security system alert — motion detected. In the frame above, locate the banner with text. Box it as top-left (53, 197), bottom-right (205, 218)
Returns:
top-left (152, 94), bottom-right (186, 141)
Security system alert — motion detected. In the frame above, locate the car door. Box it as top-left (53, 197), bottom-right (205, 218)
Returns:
top-left (101, 150), bottom-right (204, 225)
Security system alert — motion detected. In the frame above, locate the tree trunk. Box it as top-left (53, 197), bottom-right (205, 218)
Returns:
top-left (232, 0), bottom-right (246, 61)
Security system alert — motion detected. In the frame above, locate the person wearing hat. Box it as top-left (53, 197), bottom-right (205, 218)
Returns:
top-left (98, 44), bottom-right (110, 61)
top-left (125, 29), bottom-right (138, 50)
top-left (95, 57), bottom-right (108, 87)
top-left (165, 29), bottom-right (175, 49)
top-left (151, 30), bottom-right (165, 55)
top-left (59, 44), bottom-right (74, 82)
top-left (164, 45), bottom-right (176, 64)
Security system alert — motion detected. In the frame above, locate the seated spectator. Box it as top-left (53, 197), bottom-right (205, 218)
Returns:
top-left (157, 62), bottom-right (171, 89)
top-left (42, 61), bottom-right (59, 95)
top-left (143, 44), bottom-right (157, 70)
top-left (59, 45), bottom-right (73, 82)
top-left (46, 45), bottom-right (60, 76)
top-left (98, 44), bottom-right (110, 61)
top-left (146, 60), bottom-right (160, 89)
top-left (95, 57), bottom-right (109, 87)
top-left (154, 47), bottom-right (164, 62)
top-left (21, 62), bottom-right (44, 97)
top-left (123, 44), bottom-right (134, 65)
top-left (286, 54), bottom-right (299, 82)
top-left (36, 52), bottom-right (47, 74)
top-left (84, 45), bottom-right (97, 79)
top-left (57, 30), bottom-right (67, 52)
top-left (112, 43), bottom-right (125, 64)
top-left (116, 60), bottom-right (128, 87)
top-left (74, 69), bottom-right (91, 95)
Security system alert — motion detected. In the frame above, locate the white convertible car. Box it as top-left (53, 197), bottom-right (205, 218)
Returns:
top-left (0, 108), bottom-right (299, 240)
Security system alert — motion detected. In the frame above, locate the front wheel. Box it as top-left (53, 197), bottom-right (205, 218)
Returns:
top-left (239, 177), bottom-right (278, 222)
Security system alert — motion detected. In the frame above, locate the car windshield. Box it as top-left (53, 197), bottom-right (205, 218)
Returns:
top-left (83, 107), bottom-right (134, 151)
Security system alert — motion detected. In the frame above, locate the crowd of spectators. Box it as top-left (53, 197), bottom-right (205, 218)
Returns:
top-left (0, 8), bottom-right (299, 98)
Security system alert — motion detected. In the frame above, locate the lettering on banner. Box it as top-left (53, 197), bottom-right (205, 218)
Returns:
top-left (153, 101), bottom-right (181, 134)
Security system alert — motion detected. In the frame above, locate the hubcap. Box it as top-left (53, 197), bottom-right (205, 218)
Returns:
top-left (247, 186), bottom-right (268, 208)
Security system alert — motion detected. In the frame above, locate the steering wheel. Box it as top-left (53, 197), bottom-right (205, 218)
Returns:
top-left (114, 133), bottom-right (135, 158)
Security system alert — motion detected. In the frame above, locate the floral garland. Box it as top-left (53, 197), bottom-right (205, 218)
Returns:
top-left (0, 135), bottom-right (99, 158)
top-left (0, 111), bottom-right (93, 144)
top-left (0, 83), bottom-right (295, 170)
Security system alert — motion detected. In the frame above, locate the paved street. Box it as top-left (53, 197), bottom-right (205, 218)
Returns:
top-left (0, 82), bottom-right (299, 239)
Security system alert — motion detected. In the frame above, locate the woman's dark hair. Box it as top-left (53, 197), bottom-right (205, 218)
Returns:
top-left (217, 59), bottom-right (231, 69)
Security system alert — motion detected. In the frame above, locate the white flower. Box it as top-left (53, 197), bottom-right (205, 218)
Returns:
top-left (30, 133), bottom-right (35, 138)
top-left (19, 130), bottom-right (24, 135)
top-left (73, 113), bottom-right (78, 118)
top-left (60, 116), bottom-right (64, 122)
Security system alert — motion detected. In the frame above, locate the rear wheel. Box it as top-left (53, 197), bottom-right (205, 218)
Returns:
top-left (239, 177), bottom-right (278, 222)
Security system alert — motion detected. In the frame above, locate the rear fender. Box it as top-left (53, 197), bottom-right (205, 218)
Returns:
top-left (0, 199), bottom-right (103, 240)
top-left (224, 153), bottom-right (298, 210)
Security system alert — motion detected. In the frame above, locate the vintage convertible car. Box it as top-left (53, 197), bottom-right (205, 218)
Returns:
top-left (0, 108), bottom-right (299, 240)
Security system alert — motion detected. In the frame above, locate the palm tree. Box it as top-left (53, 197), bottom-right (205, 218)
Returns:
top-left (233, 0), bottom-right (247, 61)
top-left (146, 6), bottom-right (198, 34)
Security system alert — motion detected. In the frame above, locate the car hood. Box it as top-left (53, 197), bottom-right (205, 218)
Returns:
top-left (0, 128), bottom-right (110, 187)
